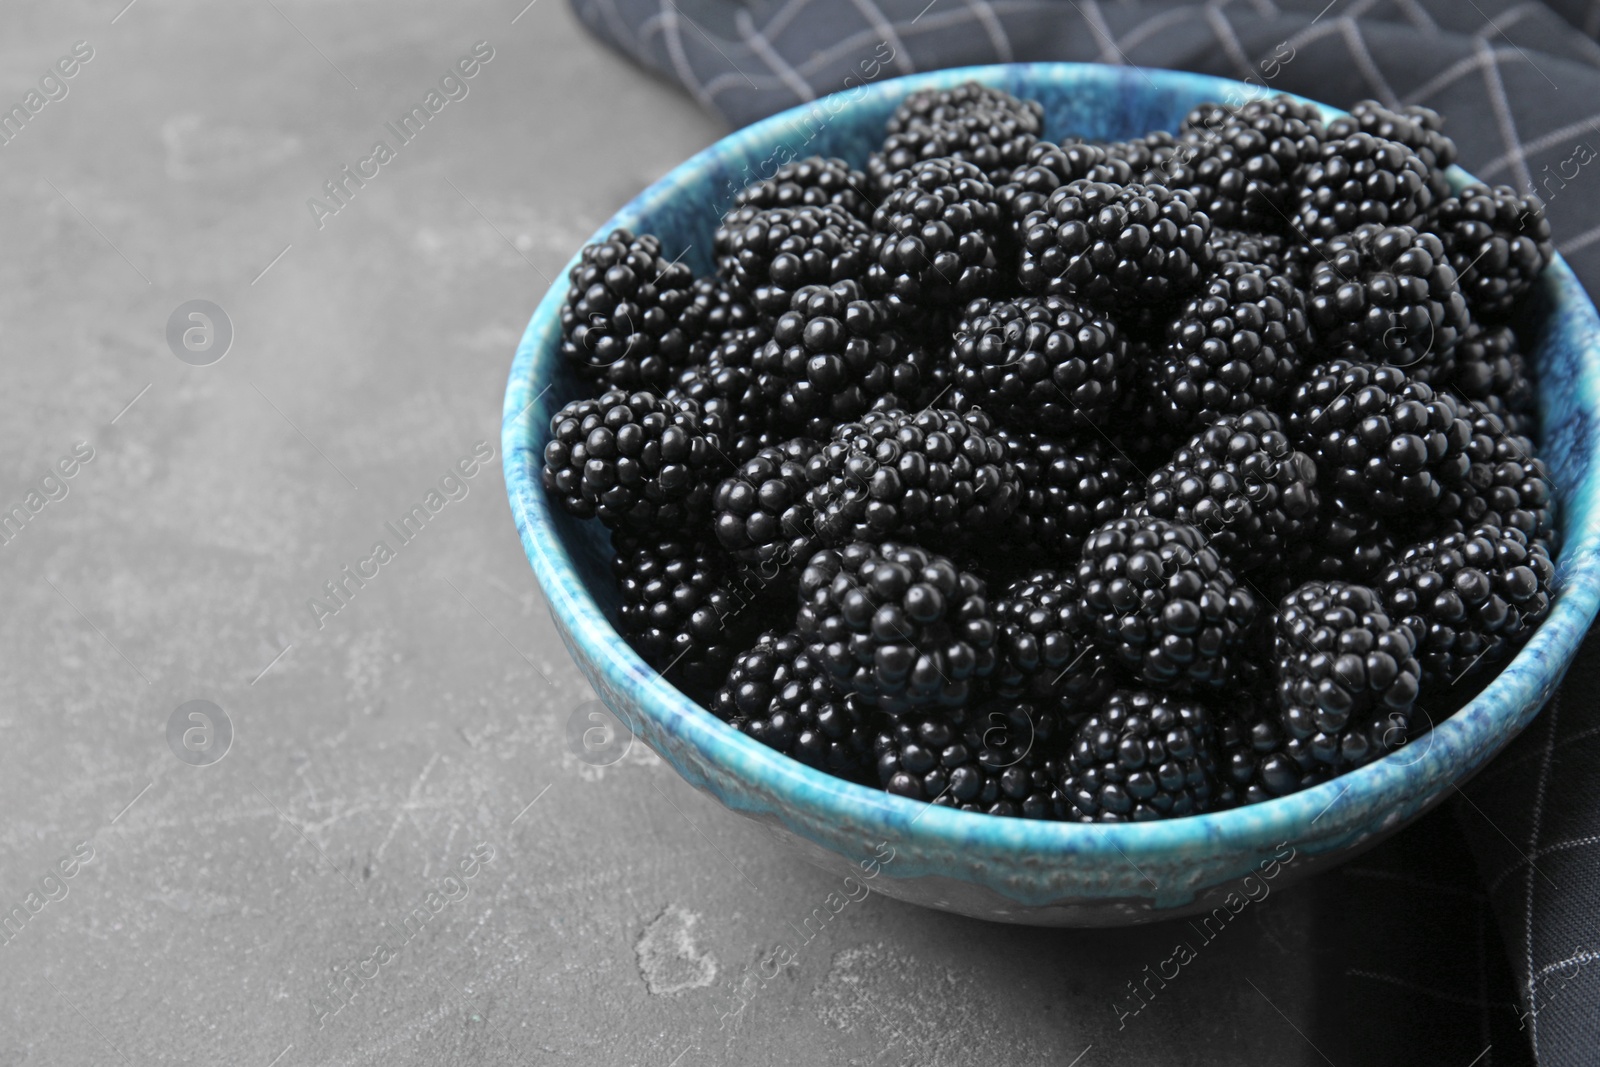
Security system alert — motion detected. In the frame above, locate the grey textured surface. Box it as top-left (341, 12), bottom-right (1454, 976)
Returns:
top-left (0, 2), bottom-right (1330, 1063)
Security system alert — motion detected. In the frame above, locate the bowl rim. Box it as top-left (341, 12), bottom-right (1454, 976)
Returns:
top-left (504, 61), bottom-right (1600, 874)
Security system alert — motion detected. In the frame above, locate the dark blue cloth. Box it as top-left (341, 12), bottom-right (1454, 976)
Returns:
top-left (569, 1), bottom-right (1600, 1061)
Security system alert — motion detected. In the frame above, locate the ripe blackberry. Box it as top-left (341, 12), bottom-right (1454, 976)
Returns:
top-left (869, 94), bottom-right (1043, 192)
top-left (730, 156), bottom-right (873, 223)
top-left (751, 280), bottom-right (928, 429)
top-left (542, 388), bottom-right (724, 532)
top-left (875, 703), bottom-right (1067, 818)
top-left (1019, 180), bottom-right (1215, 313)
top-left (1379, 524), bottom-right (1555, 687)
top-left (686, 275), bottom-right (761, 352)
top-left (884, 82), bottom-right (1045, 138)
top-left (1438, 403), bottom-right (1556, 546)
top-left (1304, 224), bottom-right (1470, 371)
top-left (715, 204), bottom-right (869, 316)
top-left (1430, 184), bottom-right (1553, 319)
top-left (1328, 100), bottom-right (1455, 201)
top-left (559, 229), bottom-right (702, 390)
top-left (950, 295), bottom-right (1130, 432)
top-left (1141, 409), bottom-right (1320, 573)
top-left (992, 569), bottom-right (1116, 709)
top-left (1414, 321), bottom-right (1536, 417)
top-left (1208, 229), bottom-right (1294, 277)
top-left (1076, 516), bottom-right (1261, 690)
top-left (804, 408), bottom-right (1021, 549)
top-left (866, 158), bottom-right (1005, 313)
top-left (995, 140), bottom-right (1137, 238)
top-left (990, 428), bottom-right (1144, 564)
top-left (712, 437), bottom-right (823, 570)
top-left (1286, 359), bottom-right (1472, 515)
top-left (711, 631), bottom-right (874, 777)
top-left (1278, 491), bottom-right (1399, 588)
top-left (1292, 133), bottom-right (1434, 240)
top-left (796, 542), bottom-right (997, 713)
top-left (1177, 95), bottom-right (1327, 231)
top-left (1214, 671), bottom-right (1325, 805)
top-left (1156, 260), bottom-right (1312, 423)
top-left (612, 531), bottom-right (768, 692)
top-left (1273, 580), bottom-right (1421, 772)
top-left (1060, 689), bottom-right (1222, 821)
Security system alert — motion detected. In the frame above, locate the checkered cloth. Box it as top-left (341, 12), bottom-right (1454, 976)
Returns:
top-left (570, 1), bottom-right (1600, 1062)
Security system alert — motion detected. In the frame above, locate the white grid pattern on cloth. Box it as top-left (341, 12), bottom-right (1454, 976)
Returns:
top-left (1480, 35), bottom-right (1538, 193)
top-left (960, 0), bottom-right (1017, 62)
top-left (1206, 2), bottom-right (1260, 78)
top-left (736, 7), bottom-right (819, 100)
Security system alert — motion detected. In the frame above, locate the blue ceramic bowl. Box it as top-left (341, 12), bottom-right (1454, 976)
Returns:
top-left (504, 63), bottom-right (1600, 926)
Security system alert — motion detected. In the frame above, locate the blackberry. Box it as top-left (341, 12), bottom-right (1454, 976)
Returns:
top-left (1279, 491), bottom-right (1399, 588)
top-left (1292, 133), bottom-right (1434, 240)
top-left (559, 229), bottom-right (702, 390)
top-left (711, 631), bottom-right (874, 777)
top-left (1440, 403), bottom-right (1556, 546)
top-left (730, 156), bottom-right (873, 223)
top-left (804, 408), bottom-right (1021, 548)
top-left (542, 388), bottom-right (724, 531)
top-left (796, 542), bottom-right (997, 713)
top-left (1177, 95), bottom-right (1326, 231)
top-left (612, 531), bottom-right (768, 692)
top-left (866, 158), bottom-right (1005, 313)
top-left (1415, 321), bottom-right (1536, 417)
top-left (949, 295), bottom-right (1130, 431)
top-left (1214, 667), bottom-right (1324, 804)
top-left (875, 703), bottom-right (1066, 817)
top-left (991, 428), bottom-right (1144, 564)
top-left (1273, 581), bottom-right (1421, 772)
top-left (1304, 224), bottom-right (1469, 371)
top-left (1076, 516), bottom-right (1261, 690)
top-left (1019, 180), bottom-right (1214, 313)
top-left (1328, 100), bottom-right (1455, 202)
top-left (715, 204), bottom-right (869, 316)
top-left (992, 569), bottom-right (1116, 709)
top-left (1430, 184), bottom-right (1553, 319)
top-left (1060, 689), bottom-right (1222, 821)
top-left (995, 141), bottom-right (1137, 238)
top-left (1141, 409), bottom-right (1320, 573)
top-left (869, 98), bottom-right (1043, 192)
top-left (1156, 259), bottom-right (1312, 423)
top-left (667, 358), bottom-right (778, 466)
top-left (686, 275), bottom-right (761, 353)
top-left (884, 82), bottom-right (1045, 138)
top-left (751, 280), bottom-right (928, 430)
top-left (1379, 524), bottom-right (1555, 687)
top-left (712, 437), bottom-right (823, 570)
top-left (1208, 229), bottom-right (1294, 277)
top-left (1286, 359), bottom-right (1472, 516)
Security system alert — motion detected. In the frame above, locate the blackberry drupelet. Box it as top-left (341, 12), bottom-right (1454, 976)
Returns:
top-left (804, 407), bottom-right (1021, 548)
top-left (1142, 409), bottom-right (1320, 573)
top-left (612, 531), bottom-right (768, 692)
top-left (1286, 359), bottom-right (1473, 515)
top-left (796, 541), bottom-right (997, 713)
top-left (1379, 524), bottom-right (1555, 687)
top-left (875, 703), bottom-right (1067, 817)
top-left (991, 428), bottom-right (1145, 564)
top-left (1075, 516), bottom-right (1261, 690)
top-left (1328, 100), bottom-right (1455, 201)
top-left (1273, 580), bottom-right (1421, 772)
top-left (1304, 224), bottom-right (1470, 372)
top-left (542, 388), bottom-right (724, 532)
top-left (559, 229), bottom-right (702, 390)
top-left (950, 295), bottom-right (1130, 432)
top-left (1156, 259), bottom-right (1312, 424)
top-left (866, 158), bottom-right (1006, 313)
top-left (1177, 95), bottom-right (1327, 231)
top-left (751, 279), bottom-right (928, 429)
top-left (1292, 133), bottom-right (1433, 240)
top-left (992, 569), bottom-right (1117, 709)
top-left (1430, 184), bottom-right (1554, 320)
top-left (716, 204), bottom-right (870, 317)
top-left (1060, 689), bottom-right (1222, 821)
top-left (711, 630), bottom-right (874, 777)
top-left (884, 82), bottom-right (1045, 137)
top-left (712, 437), bottom-right (824, 570)
top-left (730, 156), bottom-right (873, 223)
top-left (1018, 180), bottom-right (1215, 313)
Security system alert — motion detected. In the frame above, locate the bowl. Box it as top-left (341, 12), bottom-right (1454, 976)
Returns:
top-left (503, 62), bottom-right (1600, 926)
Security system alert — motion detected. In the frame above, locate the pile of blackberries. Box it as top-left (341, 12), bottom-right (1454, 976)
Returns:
top-left (542, 84), bottom-right (1559, 821)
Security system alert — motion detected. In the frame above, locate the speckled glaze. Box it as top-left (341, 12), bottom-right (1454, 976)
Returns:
top-left (504, 63), bottom-right (1600, 926)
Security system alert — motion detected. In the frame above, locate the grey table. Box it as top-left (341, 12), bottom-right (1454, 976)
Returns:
top-left (0, 2), bottom-right (1335, 1062)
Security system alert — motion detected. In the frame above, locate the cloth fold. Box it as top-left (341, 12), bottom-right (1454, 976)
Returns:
top-left (570, 1), bottom-right (1600, 1061)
